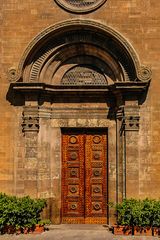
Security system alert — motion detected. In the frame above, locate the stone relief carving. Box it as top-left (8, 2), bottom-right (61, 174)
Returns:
top-left (22, 107), bottom-right (39, 133)
top-left (8, 68), bottom-right (18, 82)
top-left (22, 116), bottom-right (39, 133)
top-left (7, 20), bottom-right (151, 137)
top-left (21, 105), bottom-right (140, 133)
top-left (137, 65), bottom-right (152, 82)
top-left (117, 106), bottom-right (140, 132)
top-left (123, 106), bottom-right (140, 131)
top-left (7, 19), bottom-right (152, 83)
top-left (124, 116), bottom-right (140, 131)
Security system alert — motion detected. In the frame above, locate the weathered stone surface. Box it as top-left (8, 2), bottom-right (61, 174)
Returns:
top-left (0, 0), bottom-right (159, 225)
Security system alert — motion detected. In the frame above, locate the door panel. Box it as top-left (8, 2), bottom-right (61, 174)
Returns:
top-left (85, 133), bottom-right (107, 223)
top-left (61, 129), bottom-right (107, 224)
top-left (61, 133), bottom-right (85, 223)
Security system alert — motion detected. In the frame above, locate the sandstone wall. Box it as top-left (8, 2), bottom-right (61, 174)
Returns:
top-left (1, 0), bottom-right (160, 216)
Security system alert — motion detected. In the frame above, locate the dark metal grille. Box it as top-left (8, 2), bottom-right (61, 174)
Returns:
top-left (55, 0), bottom-right (106, 12)
top-left (61, 65), bottom-right (107, 86)
top-left (67, 0), bottom-right (97, 7)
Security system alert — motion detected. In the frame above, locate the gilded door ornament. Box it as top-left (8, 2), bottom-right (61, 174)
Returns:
top-left (93, 135), bottom-right (101, 144)
top-left (93, 169), bottom-right (101, 177)
top-left (93, 152), bottom-right (101, 160)
top-left (70, 203), bottom-right (77, 210)
top-left (69, 136), bottom-right (77, 144)
top-left (70, 152), bottom-right (78, 160)
top-left (93, 203), bottom-right (101, 211)
top-left (70, 169), bottom-right (78, 177)
top-left (93, 186), bottom-right (101, 193)
top-left (69, 186), bottom-right (78, 193)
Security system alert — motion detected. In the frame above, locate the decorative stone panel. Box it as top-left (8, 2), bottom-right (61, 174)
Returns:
top-left (7, 20), bottom-right (152, 85)
top-left (123, 106), bottom-right (140, 132)
top-left (22, 106), bottom-right (39, 133)
top-left (61, 65), bottom-right (107, 86)
top-left (117, 106), bottom-right (140, 134)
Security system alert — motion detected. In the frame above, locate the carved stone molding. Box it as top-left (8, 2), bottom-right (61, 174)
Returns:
top-left (116, 107), bottom-right (124, 120)
top-left (22, 106), bottom-right (39, 133)
top-left (7, 19), bottom-right (152, 84)
top-left (116, 107), bottom-right (125, 135)
top-left (28, 44), bottom-right (121, 84)
top-left (7, 20), bottom-right (151, 137)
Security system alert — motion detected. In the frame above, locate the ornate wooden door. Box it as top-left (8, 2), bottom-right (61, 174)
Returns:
top-left (61, 129), bottom-right (107, 224)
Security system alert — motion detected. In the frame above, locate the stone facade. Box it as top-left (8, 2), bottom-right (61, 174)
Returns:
top-left (1, 0), bottom-right (160, 224)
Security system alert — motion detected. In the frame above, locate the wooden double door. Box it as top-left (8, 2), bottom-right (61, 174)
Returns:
top-left (61, 129), bottom-right (107, 224)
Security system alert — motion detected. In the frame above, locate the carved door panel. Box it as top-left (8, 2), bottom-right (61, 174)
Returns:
top-left (61, 132), bottom-right (85, 223)
top-left (61, 129), bottom-right (107, 224)
top-left (85, 133), bottom-right (107, 223)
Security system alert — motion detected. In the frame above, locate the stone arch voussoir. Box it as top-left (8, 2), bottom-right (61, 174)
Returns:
top-left (8, 19), bottom-right (152, 84)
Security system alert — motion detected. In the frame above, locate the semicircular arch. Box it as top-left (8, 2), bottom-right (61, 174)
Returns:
top-left (9, 19), bottom-right (151, 84)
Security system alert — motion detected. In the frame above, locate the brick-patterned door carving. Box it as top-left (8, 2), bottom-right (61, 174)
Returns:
top-left (61, 129), bottom-right (107, 224)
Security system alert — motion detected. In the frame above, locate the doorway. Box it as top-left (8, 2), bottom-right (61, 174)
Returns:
top-left (61, 129), bottom-right (108, 224)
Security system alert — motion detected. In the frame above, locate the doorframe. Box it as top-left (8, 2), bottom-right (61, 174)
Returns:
top-left (7, 19), bottom-right (151, 225)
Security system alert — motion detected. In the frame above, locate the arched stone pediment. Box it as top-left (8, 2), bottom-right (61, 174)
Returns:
top-left (8, 19), bottom-right (151, 85)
